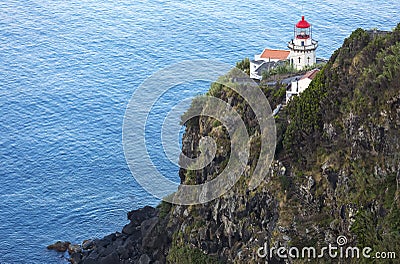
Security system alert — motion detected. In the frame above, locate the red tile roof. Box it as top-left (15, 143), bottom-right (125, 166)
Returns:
top-left (260, 49), bottom-right (290, 60)
top-left (301, 69), bottom-right (320, 80)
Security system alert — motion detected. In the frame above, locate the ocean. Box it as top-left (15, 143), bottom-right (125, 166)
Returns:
top-left (0, 0), bottom-right (399, 262)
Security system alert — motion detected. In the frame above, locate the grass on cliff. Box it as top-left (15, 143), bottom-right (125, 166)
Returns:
top-left (167, 231), bottom-right (221, 264)
top-left (167, 244), bottom-right (221, 264)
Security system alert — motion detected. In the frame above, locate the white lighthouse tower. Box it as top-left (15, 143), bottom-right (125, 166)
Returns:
top-left (288, 16), bottom-right (318, 70)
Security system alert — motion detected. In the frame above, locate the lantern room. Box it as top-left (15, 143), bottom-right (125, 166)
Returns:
top-left (295, 16), bottom-right (311, 40)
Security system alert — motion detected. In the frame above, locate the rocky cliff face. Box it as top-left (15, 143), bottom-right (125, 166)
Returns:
top-left (59, 25), bottom-right (400, 264)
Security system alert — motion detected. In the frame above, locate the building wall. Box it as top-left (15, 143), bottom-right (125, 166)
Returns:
top-left (250, 60), bottom-right (278, 80)
top-left (289, 49), bottom-right (316, 70)
top-left (286, 77), bottom-right (313, 103)
top-left (293, 38), bottom-right (312, 47)
top-left (250, 61), bottom-right (263, 80)
top-left (291, 78), bottom-right (312, 93)
top-left (250, 62), bottom-right (261, 80)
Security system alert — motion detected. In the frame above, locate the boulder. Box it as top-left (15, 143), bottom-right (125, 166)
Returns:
top-left (127, 206), bottom-right (158, 225)
top-left (47, 241), bottom-right (70, 252)
top-left (99, 252), bottom-right (119, 264)
top-left (122, 221), bottom-right (138, 235)
top-left (82, 239), bottom-right (95, 250)
top-left (68, 243), bottom-right (82, 255)
top-left (69, 252), bottom-right (82, 264)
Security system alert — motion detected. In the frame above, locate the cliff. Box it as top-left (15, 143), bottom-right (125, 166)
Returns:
top-left (54, 25), bottom-right (400, 264)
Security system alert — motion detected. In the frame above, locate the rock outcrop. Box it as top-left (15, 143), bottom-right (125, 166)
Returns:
top-left (47, 241), bottom-right (71, 252)
top-left (65, 206), bottom-right (170, 264)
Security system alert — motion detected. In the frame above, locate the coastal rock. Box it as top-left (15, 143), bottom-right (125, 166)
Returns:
top-left (127, 206), bottom-right (157, 225)
top-left (69, 252), bottom-right (82, 264)
top-left (68, 244), bottom-right (82, 255)
top-left (98, 252), bottom-right (119, 264)
top-left (140, 217), bottom-right (159, 249)
top-left (47, 241), bottom-right (70, 252)
top-left (64, 206), bottom-right (167, 264)
top-left (82, 239), bottom-right (95, 250)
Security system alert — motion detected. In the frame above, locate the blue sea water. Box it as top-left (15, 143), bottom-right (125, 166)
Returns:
top-left (0, 0), bottom-right (399, 262)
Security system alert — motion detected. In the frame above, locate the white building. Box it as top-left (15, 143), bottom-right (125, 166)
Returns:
top-left (287, 16), bottom-right (318, 70)
top-left (249, 16), bottom-right (318, 79)
top-left (286, 69), bottom-right (320, 104)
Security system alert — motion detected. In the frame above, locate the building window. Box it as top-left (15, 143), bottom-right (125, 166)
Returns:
top-left (298, 57), bottom-right (301, 64)
top-left (307, 57), bottom-right (310, 64)
top-left (301, 41), bottom-right (304, 46)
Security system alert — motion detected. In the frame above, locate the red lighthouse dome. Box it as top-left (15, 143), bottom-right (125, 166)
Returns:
top-left (294, 16), bottom-right (312, 39)
top-left (296, 16), bottom-right (311, 28)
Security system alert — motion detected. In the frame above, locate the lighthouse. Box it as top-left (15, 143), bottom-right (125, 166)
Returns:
top-left (249, 16), bottom-right (320, 79)
top-left (288, 16), bottom-right (318, 70)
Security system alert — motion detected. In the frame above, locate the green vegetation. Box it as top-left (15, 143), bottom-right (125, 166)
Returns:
top-left (157, 201), bottom-right (172, 219)
top-left (167, 244), bottom-right (220, 264)
top-left (283, 68), bottom-right (327, 164)
top-left (168, 231), bottom-right (220, 264)
top-left (262, 62), bottom-right (297, 80)
top-left (236, 57), bottom-right (250, 76)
